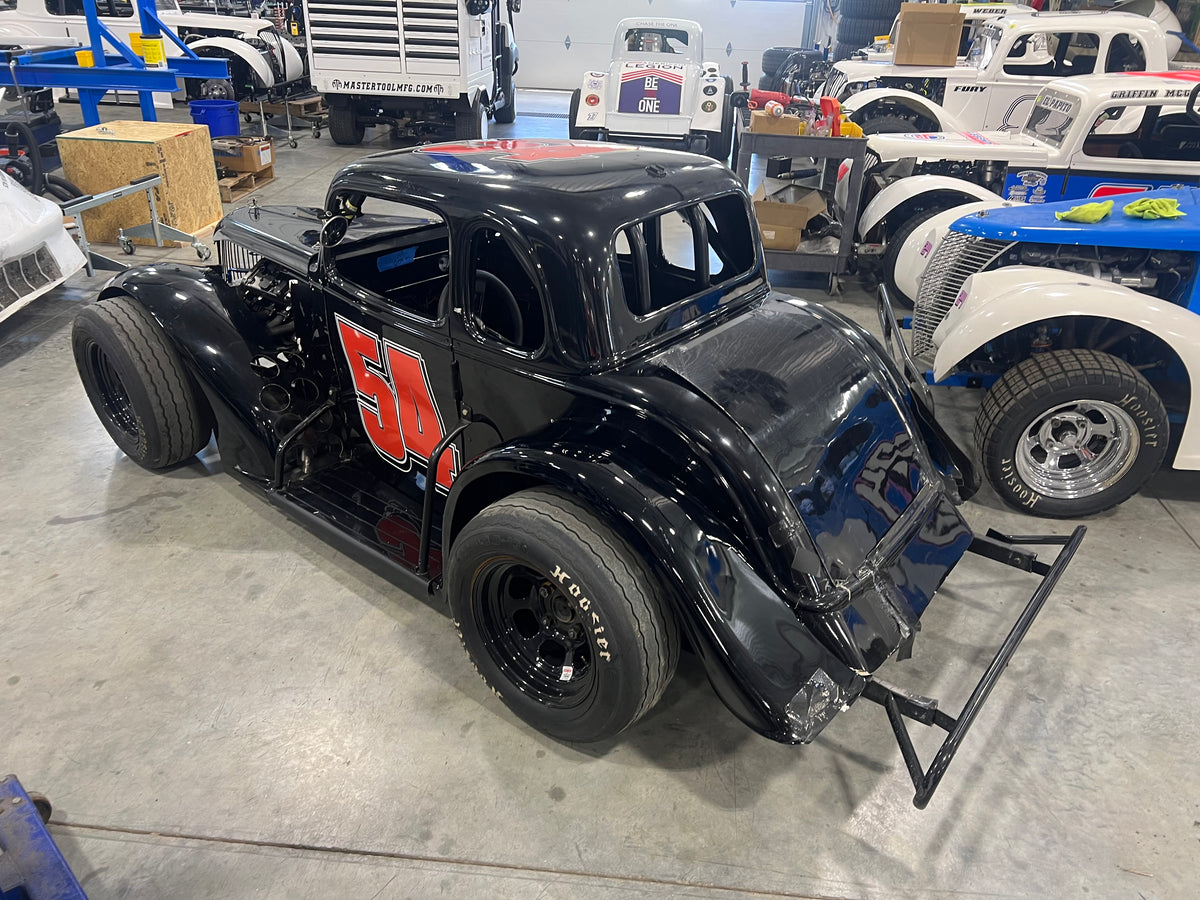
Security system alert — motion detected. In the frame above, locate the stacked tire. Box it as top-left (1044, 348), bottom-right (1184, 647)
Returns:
top-left (833, 0), bottom-right (901, 61)
top-left (758, 46), bottom-right (825, 93)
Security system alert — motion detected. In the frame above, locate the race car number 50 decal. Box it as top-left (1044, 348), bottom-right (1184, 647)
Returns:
top-left (335, 315), bottom-right (458, 490)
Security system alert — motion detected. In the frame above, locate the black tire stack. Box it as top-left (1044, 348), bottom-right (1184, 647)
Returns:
top-left (833, 0), bottom-right (902, 62)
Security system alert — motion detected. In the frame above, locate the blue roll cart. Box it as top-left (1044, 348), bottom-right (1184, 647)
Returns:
top-left (0, 775), bottom-right (86, 900)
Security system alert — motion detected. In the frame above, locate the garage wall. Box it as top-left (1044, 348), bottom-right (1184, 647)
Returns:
top-left (512, 0), bottom-right (812, 90)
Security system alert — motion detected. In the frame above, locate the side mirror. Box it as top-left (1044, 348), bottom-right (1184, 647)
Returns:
top-left (316, 215), bottom-right (349, 275)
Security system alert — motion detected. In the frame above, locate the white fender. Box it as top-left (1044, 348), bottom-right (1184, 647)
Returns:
top-left (892, 199), bottom-right (1012, 301)
top-left (933, 266), bottom-right (1200, 469)
top-left (257, 30), bottom-right (305, 83)
top-left (189, 36), bottom-right (275, 89)
top-left (840, 88), bottom-right (966, 133)
top-left (0, 171), bottom-right (86, 322)
top-left (858, 175), bottom-right (1000, 238)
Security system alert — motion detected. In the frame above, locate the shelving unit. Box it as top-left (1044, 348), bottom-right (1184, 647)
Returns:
top-left (733, 113), bottom-right (868, 276)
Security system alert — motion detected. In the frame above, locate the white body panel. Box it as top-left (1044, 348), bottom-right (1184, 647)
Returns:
top-left (830, 12), bottom-right (1178, 134)
top-left (867, 129), bottom-right (1048, 166)
top-left (892, 199), bottom-right (1011, 300)
top-left (857, 175), bottom-right (1001, 238)
top-left (304, 1), bottom-right (491, 100)
top-left (189, 35), bottom-right (274, 90)
top-left (0, 171), bottom-right (86, 324)
top-left (932, 266), bottom-right (1200, 469)
top-left (573, 17), bottom-right (724, 141)
top-left (841, 87), bottom-right (967, 133)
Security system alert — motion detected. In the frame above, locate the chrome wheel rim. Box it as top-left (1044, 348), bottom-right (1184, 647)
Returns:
top-left (1014, 400), bottom-right (1139, 500)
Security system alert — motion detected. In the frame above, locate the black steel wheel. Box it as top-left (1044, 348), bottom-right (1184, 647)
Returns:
top-left (73, 296), bottom-right (212, 470)
top-left (448, 488), bottom-right (678, 743)
top-left (975, 350), bottom-right (1169, 518)
top-left (329, 103), bottom-right (364, 146)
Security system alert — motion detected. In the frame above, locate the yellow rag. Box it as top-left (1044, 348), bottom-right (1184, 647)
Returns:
top-left (1054, 200), bottom-right (1113, 223)
top-left (1123, 197), bottom-right (1186, 219)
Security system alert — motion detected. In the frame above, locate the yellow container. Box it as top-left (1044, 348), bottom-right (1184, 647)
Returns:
top-left (75, 50), bottom-right (94, 68)
top-left (129, 33), bottom-right (144, 56)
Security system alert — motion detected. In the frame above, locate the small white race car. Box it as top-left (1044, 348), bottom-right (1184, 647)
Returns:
top-left (821, 7), bottom-right (1184, 136)
top-left (570, 17), bottom-right (734, 160)
top-left (0, 170), bottom-right (85, 324)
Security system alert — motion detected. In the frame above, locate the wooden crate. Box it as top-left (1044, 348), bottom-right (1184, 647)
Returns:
top-left (219, 165), bottom-right (274, 203)
top-left (58, 121), bottom-right (223, 247)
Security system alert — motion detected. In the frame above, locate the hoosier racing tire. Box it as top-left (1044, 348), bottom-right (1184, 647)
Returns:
top-left (974, 350), bottom-right (1169, 518)
top-left (447, 488), bottom-right (679, 743)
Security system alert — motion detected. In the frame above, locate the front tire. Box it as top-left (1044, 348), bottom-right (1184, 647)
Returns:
top-left (448, 488), bottom-right (679, 743)
top-left (974, 350), bottom-right (1168, 518)
top-left (73, 296), bottom-right (212, 470)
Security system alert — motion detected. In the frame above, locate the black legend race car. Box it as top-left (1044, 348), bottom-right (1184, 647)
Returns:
top-left (72, 139), bottom-right (1084, 808)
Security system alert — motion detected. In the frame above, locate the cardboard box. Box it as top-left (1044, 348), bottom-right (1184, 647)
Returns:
top-left (213, 137), bottom-right (274, 174)
top-left (893, 3), bottom-right (965, 67)
top-left (58, 121), bottom-right (222, 246)
top-left (753, 184), bottom-right (826, 251)
top-left (750, 110), bottom-right (803, 136)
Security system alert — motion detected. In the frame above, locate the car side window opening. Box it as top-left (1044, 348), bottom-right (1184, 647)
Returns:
top-left (45, 0), bottom-right (134, 15)
top-left (1082, 104), bottom-right (1200, 162)
top-left (1004, 32), bottom-right (1099, 78)
top-left (615, 194), bottom-right (756, 318)
top-left (330, 194), bottom-right (450, 320)
top-left (466, 229), bottom-right (546, 353)
top-left (1105, 34), bottom-right (1146, 73)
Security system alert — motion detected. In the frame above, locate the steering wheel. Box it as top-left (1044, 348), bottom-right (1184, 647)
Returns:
top-left (1117, 142), bottom-right (1144, 159)
top-left (472, 270), bottom-right (525, 347)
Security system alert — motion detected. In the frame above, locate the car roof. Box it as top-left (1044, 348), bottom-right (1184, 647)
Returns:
top-left (327, 140), bottom-right (743, 244)
top-left (613, 17), bottom-right (703, 36)
top-left (1041, 70), bottom-right (1200, 104)
top-left (989, 10), bottom-right (1166, 38)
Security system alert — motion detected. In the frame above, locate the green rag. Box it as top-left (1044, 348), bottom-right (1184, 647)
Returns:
top-left (1054, 200), bottom-right (1113, 223)
top-left (1123, 197), bottom-right (1186, 219)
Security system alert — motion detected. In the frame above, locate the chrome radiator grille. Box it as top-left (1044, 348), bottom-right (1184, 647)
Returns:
top-left (217, 240), bottom-right (261, 286)
top-left (1, 245), bottom-right (61, 314)
top-left (309, 0), bottom-right (402, 63)
top-left (911, 231), bottom-right (1014, 357)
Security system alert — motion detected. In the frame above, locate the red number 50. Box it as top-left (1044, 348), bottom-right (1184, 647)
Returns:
top-left (335, 315), bottom-right (458, 490)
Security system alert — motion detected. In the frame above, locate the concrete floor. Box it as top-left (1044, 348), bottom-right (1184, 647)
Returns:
top-left (2, 90), bottom-right (1199, 899)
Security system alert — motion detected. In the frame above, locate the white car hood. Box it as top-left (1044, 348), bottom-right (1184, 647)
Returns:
top-left (869, 130), bottom-right (1048, 165)
top-left (831, 58), bottom-right (969, 86)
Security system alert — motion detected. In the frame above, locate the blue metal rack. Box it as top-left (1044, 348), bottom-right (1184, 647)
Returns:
top-left (0, 0), bottom-right (228, 127)
top-left (0, 775), bottom-right (86, 900)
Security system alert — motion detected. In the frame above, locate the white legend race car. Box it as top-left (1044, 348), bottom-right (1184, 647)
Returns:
top-left (0, 170), bottom-right (85, 323)
top-left (569, 17), bottom-right (734, 160)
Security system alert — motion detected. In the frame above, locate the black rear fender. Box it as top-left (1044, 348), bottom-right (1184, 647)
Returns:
top-left (446, 446), bottom-right (864, 743)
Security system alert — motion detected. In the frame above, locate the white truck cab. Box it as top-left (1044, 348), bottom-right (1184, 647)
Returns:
top-left (569, 17), bottom-right (733, 160)
top-left (825, 11), bottom-right (1177, 136)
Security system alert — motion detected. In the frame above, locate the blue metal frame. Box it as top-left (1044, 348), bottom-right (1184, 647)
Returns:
top-left (0, 0), bottom-right (227, 126)
top-left (0, 775), bottom-right (86, 900)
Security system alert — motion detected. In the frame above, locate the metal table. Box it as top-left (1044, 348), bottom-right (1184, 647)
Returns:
top-left (733, 114), bottom-right (868, 276)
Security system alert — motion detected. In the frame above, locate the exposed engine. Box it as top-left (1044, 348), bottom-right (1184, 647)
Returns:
top-left (996, 244), bottom-right (1192, 302)
top-left (914, 158), bottom-right (1008, 194)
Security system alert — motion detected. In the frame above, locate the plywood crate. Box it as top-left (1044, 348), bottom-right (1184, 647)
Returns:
top-left (58, 120), bottom-right (223, 247)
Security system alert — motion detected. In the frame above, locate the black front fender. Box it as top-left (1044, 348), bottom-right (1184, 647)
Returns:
top-left (445, 444), bottom-right (865, 743)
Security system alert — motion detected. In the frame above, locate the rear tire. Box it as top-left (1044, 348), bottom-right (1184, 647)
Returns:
top-left (455, 96), bottom-right (488, 140)
top-left (73, 296), bottom-right (212, 470)
top-left (974, 350), bottom-right (1168, 517)
top-left (860, 113), bottom-right (920, 135)
top-left (329, 103), bottom-right (364, 146)
top-left (448, 488), bottom-right (679, 743)
top-left (761, 46), bottom-right (806, 77)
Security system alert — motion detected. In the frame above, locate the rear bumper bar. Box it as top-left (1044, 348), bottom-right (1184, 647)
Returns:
top-left (862, 525), bottom-right (1086, 808)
